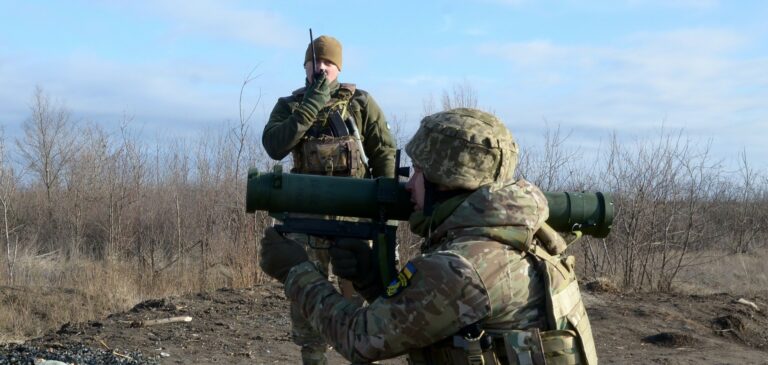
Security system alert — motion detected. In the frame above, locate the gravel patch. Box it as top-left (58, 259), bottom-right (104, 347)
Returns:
top-left (0, 343), bottom-right (158, 365)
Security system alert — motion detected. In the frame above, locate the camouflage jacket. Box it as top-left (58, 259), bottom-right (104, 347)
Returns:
top-left (284, 179), bottom-right (550, 362)
top-left (262, 80), bottom-right (396, 178)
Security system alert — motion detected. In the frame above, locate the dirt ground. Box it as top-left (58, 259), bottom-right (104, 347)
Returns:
top-left (3, 283), bottom-right (768, 364)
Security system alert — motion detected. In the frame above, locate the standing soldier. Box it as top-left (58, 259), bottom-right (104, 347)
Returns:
top-left (261, 35), bottom-right (396, 364)
top-left (260, 108), bottom-right (598, 364)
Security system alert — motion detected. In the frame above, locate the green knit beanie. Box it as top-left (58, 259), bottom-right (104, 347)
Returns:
top-left (304, 35), bottom-right (343, 71)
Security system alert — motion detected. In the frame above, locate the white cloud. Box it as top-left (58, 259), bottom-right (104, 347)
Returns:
top-left (623, 28), bottom-right (744, 54)
top-left (397, 74), bottom-right (454, 87)
top-left (0, 51), bottom-right (259, 137)
top-left (476, 28), bottom-right (762, 128)
top-left (473, 28), bottom-right (768, 164)
top-left (477, 0), bottom-right (717, 9)
top-left (103, 0), bottom-right (303, 48)
top-left (477, 40), bottom-right (570, 66)
top-left (464, 27), bottom-right (488, 37)
top-left (479, 0), bottom-right (526, 6)
top-left (625, 0), bottom-right (720, 10)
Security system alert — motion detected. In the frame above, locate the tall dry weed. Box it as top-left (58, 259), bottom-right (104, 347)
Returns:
top-left (0, 86), bottom-right (767, 341)
top-left (675, 247), bottom-right (768, 296)
top-left (0, 250), bottom-right (240, 342)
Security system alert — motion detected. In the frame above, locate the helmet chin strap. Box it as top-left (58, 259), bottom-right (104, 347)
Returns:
top-left (423, 179), bottom-right (438, 216)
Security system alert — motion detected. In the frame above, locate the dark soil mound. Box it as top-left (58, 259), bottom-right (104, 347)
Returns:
top-left (643, 332), bottom-right (699, 348)
top-left (584, 278), bottom-right (619, 293)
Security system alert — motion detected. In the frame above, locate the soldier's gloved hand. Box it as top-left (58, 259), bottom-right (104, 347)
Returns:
top-left (259, 227), bottom-right (309, 283)
top-left (294, 72), bottom-right (331, 122)
top-left (330, 238), bottom-right (379, 289)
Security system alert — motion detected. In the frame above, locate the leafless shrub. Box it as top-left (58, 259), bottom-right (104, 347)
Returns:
top-left (517, 123), bottom-right (584, 191)
top-left (421, 93), bottom-right (437, 118)
top-left (441, 79), bottom-right (478, 110)
top-left (514, 122), bottom-right (768, 292)
top-left (421, 79), bottom-right (480, 117)
top-left (728, 150), bottom-right (766, 253)
top-left (1, 85), bottom-right (766, 306)
top-left (0, 128), bottom-right (22, 285)
top-left (15, 87), bottom-right (81, 254)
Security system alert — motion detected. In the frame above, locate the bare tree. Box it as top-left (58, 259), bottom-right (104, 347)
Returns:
top-left (387, 114), bottom-right (411, 156)
top-left (236, 65), bottom-right (262, 183)
top-left (731, 150), bottom-right (763, 253)
top-left (3, 84), bottom-right (767, 298)
top-left (16, 87), bottom-right (79, 213)
top-left (583, 129), bottom-right (729, 291)
top-left (517, 123), bottom-right (581, 191)
top-left (441, 79), bottom-right (478, 110)
top-left (0, 128), bottom-right (22, 284)
top-left (421, 80), bottom-right (480, 118)
top-left (119, 119), bottom-right (149, 275)
top-left (421, 93), bottom-right (437, 118)
top-left (101, 113), bottom-right (132, 260)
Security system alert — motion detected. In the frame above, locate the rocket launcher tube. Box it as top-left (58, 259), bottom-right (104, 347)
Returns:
top-left (246, 167), bottom-right (614, 238)
top-left (246, 166), bottom-right (411, 220)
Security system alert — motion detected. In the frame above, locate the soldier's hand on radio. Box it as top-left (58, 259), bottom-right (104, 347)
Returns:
top-left (259, 228), bottom-right (309, 283)
top-left (330, 238), bottom-right (378, 289)
top-left (296, 72), bottom-right (331, 121)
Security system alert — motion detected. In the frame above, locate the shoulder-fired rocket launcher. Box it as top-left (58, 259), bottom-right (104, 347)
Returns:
top-left (246, 162), bottom-right (614, 286)
top-left (246, 166), bottom-right (614, 237)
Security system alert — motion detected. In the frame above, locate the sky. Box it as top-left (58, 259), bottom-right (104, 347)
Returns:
top-left (1, 0), bottom-right (766, 170)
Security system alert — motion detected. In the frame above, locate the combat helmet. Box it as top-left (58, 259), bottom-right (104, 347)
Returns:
top-left (405, 108), bottom-right (518, 191)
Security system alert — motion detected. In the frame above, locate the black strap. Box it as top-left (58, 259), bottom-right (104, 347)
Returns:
top-left (422, 179), bottom-right (438, 216)
top-left (458, 323), bottom-right (493, 350)
top-left (329, 110), bottom-right (350, 137)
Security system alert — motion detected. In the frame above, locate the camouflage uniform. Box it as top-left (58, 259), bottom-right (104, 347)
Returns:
top-left (281, 109), bottom-right (597, 364)
top-left (263, 79), bottom-right (395, 178)
top-left (262, 38), bottom-right (396, 365)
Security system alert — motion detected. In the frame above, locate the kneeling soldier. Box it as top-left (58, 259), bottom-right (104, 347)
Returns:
top-left (260, 108), bottom-right (598, 364)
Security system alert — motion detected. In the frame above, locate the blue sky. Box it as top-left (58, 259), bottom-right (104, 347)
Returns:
top-left (1, 0), bottom-right (766, 169)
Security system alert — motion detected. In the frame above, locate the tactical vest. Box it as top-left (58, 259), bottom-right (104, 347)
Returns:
top-left (407, 224), bottom-right (598, 365)
top-left (291, 84), bottom-right (368, 178)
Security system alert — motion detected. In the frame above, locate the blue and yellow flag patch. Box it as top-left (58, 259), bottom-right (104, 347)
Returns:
top-left (385, 262), bottom-right (417, 297)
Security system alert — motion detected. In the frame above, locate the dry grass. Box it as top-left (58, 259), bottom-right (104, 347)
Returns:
top-left (0, 251), bottom-right (237, 343)
top-left (575, 245), bottom-right (768, 296)
top-left (572, 241), bottom-right (768, 296)
top-left (2, 241), bottom-right (767, 344)
top-left (675, 247), bottom-right (768, 296)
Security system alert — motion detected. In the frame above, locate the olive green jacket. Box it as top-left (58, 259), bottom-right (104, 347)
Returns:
top-left (262, 80), bottom-right (396, 178)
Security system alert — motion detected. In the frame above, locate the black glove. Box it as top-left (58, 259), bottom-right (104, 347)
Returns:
top-left (259, 227), bottom-right (309, 283)
top-left (294, 72), bottom-right (331, 122)
top-left (330, 238), bottom-right (380, 290)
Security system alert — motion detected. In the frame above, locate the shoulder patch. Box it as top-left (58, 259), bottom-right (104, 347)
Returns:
top-left (384, 262), bottom-right (417, 298)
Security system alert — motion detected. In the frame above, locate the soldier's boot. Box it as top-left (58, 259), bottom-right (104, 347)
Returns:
top-left (301, 344), bottom-right (328, 365)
